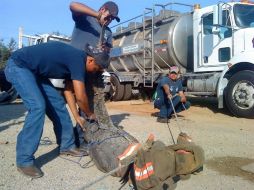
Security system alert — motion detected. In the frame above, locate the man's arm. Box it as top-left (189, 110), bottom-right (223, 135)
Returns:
top-left (162, 84), bottom-right (173, 99)
top-left (70, 2), bottom-right (113, 26)
top-left (64, 80), bottom-right (86, 127)
top-left (72, 80), bottom-right (96, 119)
top-left (178, 91), bottom-right (187, 103)
top-left (70, 2), bottom-right (98, 17)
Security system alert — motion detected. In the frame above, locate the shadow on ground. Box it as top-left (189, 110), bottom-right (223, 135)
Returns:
top-left (110, 113), bottom-right (130, 127)
top-left (0, 101), bottom-right (26, 132)
top-left (187, 96), bottom-right (232, 116)
top-left (36, 147), bottom-right (59, 168)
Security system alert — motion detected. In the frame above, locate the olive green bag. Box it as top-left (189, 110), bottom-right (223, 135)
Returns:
top-left (134, 140), bottom-right (176, 190)
top-left (133, 138), bottom-right (204, 190)
top-left (169, 143), bottom-right (204, 176)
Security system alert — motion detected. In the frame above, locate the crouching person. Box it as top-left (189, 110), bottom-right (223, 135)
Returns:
top-left (154, 66), bottom-right (190, 123)
top-left (4, 41), bottom-right (109, 178)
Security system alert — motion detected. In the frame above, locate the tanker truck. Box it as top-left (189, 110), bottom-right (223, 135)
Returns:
top-left (106, 1), bottom-right (254, 118)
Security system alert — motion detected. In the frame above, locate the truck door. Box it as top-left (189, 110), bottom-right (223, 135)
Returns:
top-left (201, 10), bottom-right (232, 67)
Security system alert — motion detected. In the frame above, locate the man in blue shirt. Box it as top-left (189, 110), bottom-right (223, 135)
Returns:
top-left (154, 66), bottom-right (190, 123)
top-left (69, 1), bottom-right (120, 149)
top-left (4, 41), bottom-right (109, 178)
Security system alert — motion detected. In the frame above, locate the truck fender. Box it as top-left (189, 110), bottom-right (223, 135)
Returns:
top-left (217, 51), bottom-right (254, 108)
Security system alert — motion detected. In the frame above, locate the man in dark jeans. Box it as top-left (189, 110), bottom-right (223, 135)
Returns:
top-left (69, 1), bottom-right (120, 150)
top-left (4, 41), bottom-right (109, 178)
top-left (154, 66), bottom-right (190, 123)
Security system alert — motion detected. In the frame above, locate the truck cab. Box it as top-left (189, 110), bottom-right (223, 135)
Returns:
top-left (193, 1), bottom-right (254, 118)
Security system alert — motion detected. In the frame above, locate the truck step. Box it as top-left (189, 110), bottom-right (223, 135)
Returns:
top-left (144, 38), bottom-right (152, 41)
top-left (144, 26), bottom-right (153, 30)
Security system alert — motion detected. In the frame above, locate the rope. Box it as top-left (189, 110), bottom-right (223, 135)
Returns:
top-left (74, 121), bottom-right (136, 189)
top-left (59, 155), bottom-right (94, 169)
top-left (166, 121), bottom-right (175, 144)
top-left (164, 95), bottom-right (187, 144)
top-left (84, 121), bottom-right (133, 150)
top-left (168, 96), bottom-right (183, 133)
top-left (39, 137), bottom-right (54, 145)
top-left (77, 163), bottom-right (132, 190)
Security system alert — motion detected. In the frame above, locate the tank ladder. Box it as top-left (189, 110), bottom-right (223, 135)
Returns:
top-left (143, 7), bottom-right (155, 88)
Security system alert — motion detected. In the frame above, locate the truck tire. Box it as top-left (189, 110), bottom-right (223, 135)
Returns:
top-left (0, 87), bottom-right (18, 105)
top-left (122, 83), bottom-right (132, 101)
top-left (110, 75), bottom-right (124, 101)
top-left (225, 70), bottom-right (254, 118)
top-left (0, 70), bottom-right (18, 104)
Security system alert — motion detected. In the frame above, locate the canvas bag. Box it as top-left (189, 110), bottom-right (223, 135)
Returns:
top-left (168, 143), bottom-right (204, 176)
top-left (134, 139), bottom-right (204, 190)
top-left (134, 141), bottom-right (176, 190)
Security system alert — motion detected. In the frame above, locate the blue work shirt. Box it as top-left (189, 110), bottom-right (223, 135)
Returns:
top-left (11, 41), bottom-right (86, 82)
top-left (70, 13), bottom-right (112, 50)
top-left (156, 76), bottom-right (183, 99)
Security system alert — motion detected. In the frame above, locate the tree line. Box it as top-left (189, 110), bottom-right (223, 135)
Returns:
top-left (0, 38), bottom-right (17, 70)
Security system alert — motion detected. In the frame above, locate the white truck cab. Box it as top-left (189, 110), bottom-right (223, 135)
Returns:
top-left (193, 2), bottom-right (254, 117)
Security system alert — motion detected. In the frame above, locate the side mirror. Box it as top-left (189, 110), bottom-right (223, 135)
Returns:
top-left (213, 3), bottom-right (223, 26)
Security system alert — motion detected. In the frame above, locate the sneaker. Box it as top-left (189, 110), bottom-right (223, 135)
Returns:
top-left (156, 117), bottom-right (169, 123)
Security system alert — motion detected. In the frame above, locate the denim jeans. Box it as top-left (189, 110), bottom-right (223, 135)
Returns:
top-left (4, 59), bottom-right (75, 167)
top-left (154, 95), bottom-right (190, 118)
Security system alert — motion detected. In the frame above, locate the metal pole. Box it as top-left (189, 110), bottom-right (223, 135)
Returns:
top-left (168, 96), bottom-right (183, 133)
top-left (18, 27), bottom-right (23, 49)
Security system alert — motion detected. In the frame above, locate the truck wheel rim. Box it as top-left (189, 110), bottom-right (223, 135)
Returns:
top-left (110, 83), bottom-right (116, 97)
top-left (232, 80), bottom-right (254, 110)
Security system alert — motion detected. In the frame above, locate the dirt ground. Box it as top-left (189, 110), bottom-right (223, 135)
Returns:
top-left (0, 97), bottom-right (254, 190)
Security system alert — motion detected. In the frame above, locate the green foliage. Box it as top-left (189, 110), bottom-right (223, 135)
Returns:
top-left (0, 38), bottom-right (17, 69)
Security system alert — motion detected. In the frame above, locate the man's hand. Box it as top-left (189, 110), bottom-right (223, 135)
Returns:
top-left (181, 96), bottom-right (186, 103)
top-left (167, 94), bottom-right (173, 100)
top-left (179, 91), bottom-right (187, 103)
top-left (97, 11), bottom-right (103, 23)
top-left (99, 44), bottom-right (110, 53)
top-left (72, 80), bottom-right (94, 116)
top-left (76, 116), bottom-right (86, 129)
top-left (87, 113), bottom-right (97, 122)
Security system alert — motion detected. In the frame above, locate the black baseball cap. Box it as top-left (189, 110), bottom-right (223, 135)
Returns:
top-left (85, 45), bottom-right (110, 69)
top-left (101, 1), bottom-right (120, 22)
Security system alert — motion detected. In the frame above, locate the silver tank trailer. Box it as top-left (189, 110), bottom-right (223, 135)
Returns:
top-left (108, 11), bottom-right (193, 73)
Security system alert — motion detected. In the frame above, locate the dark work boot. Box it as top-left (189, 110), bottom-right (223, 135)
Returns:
top-left (156, 117), bottom-right (170, 123)
top-left (60, 147), bottom-right (88, 157)
top-left (17, 165), bottom-right (44, 178)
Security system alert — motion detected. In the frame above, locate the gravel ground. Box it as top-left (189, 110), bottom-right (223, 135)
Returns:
top-left (0, 99), bottom-right (254, 190)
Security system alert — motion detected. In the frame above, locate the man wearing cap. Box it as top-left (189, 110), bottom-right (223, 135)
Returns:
top-left (154, 66), bottom-right (190, 123)
top-left (4, 41), bottom-right (110, 178)
top-left (69, 1), bottom-right (120, 149)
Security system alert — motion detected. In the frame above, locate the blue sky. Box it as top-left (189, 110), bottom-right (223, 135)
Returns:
top-left (1, 0), bottom-right (220, 44)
